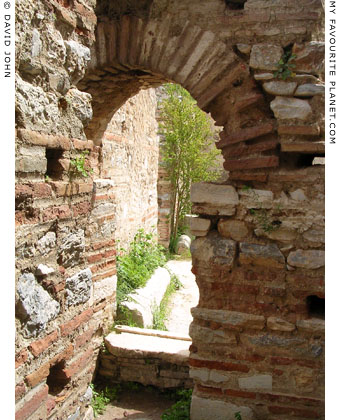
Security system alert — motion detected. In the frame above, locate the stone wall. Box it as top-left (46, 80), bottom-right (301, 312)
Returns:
top-left (15, 0), bottom-right (324, 419)
top-left (101, 88), bottom-right (159, 249)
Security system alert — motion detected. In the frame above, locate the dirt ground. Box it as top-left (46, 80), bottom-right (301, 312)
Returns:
top-left (96, 259), bottom-right (198, 419)
top-left (95, 386), bottom-right (175, 420)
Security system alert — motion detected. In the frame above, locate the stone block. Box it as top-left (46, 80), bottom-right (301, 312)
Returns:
top-left (255, 225), bottom-right (297, 242)
top-left (65, 88), bottom-right (93, 124)
top-left (209, 370), bottom-right (232, 384)
top-left (83, 407), bottom-right (94, 420)
top-left (237, 44), bottom-right (251, 54)
top-left (218, 220), bottom-right (248, 241)
top-left (289, 189), bottom-right (307, 201)
top-left (263, 81), bottom-right (297, 96)
top-left (294, 84), bottom-right (324, 97)
top-left (15, 156), bottom-right (47, 174)
top-left (267, 317), bottom-right (295, 332)
top-left (189, 368), bottom-right (210, 382)
top-left (239, 243), bottom-right (285, 268)
top-left (287, 249), bottom-right (324, 269)
top-left (249, 44), bottom-right (283, 71)
top-left (190, 395), bottom-right (254, 420)
top-left (239, 188), bottom-right (273, 209)
top-left (66, 268), bottom-right (92, 306)
top-left (270, 97), bottom-right (312, 120)
top-left (190, 217), bottom-right (211, 237)
top-left (292, 42), bottom-right (325, 76)
top-left (35, 264), bottom-right (55, 276)
top-left (67, 407), bottom-right (80, 420)
top-left (191, 232), bottom-right (236, 269)
top-left (296, 318), bottom-right (325, 334)
top-left (191, 308), bottom-right (265, 331)
top-left (93, 275), bottom-right (117, 303)
top-left (238, 374), bottom-right (272, 391)
top-left (16, 273), bottom-right (60, 338)
top-left (104, 332), bottom-right (190, 364)
top-left (303, 228), bottom-right (325, 244)
top-left (189, 323), bottom-right (237, 345)
top-left (64, 40), bottom-right (91, 84)
top-left (254, 73), bottom-right (274, 80)
top-left (58, 229), bottom-right (85, 268)
top-left (191, 183), bottom-right (238, 216)
top-left (176, 235), bottom-right (191, 255)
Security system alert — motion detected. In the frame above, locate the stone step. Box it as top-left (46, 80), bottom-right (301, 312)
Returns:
top-left (105, 330), bottom-right (191, 363)
top-left (101, 330), bottom-right (192, 388)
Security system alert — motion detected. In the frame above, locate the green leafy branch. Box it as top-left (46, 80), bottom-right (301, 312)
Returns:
top-left (274, 51), bottom-right (297, 80)
top-left (69, 150), bottom-right (93, 179)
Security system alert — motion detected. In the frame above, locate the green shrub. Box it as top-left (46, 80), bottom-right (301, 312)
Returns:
top-left (116, 229), bottom-right (167, 325)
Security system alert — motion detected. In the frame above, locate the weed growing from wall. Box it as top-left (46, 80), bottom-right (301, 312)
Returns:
top-left (69, 150), bottom-right (93, 179)
top-left (274, 50), bottom-right (296, 80)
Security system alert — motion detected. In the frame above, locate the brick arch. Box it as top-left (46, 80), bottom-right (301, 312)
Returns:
top-left (14, 0), bottom-right (325, 419)
top-left (78, 14), bottom-right (280, 181)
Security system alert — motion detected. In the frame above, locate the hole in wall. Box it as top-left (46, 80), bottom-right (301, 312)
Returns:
top-left (225, 0), bottom-right (247, 10)
top-left (280, 152), bottom-right (325, 169)
top-left (46, 360), bottom-right (71, 396)
top-left (46, 149), bottom-right (65, 180)
top-left (306, 295), bottom-right (325, 319)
